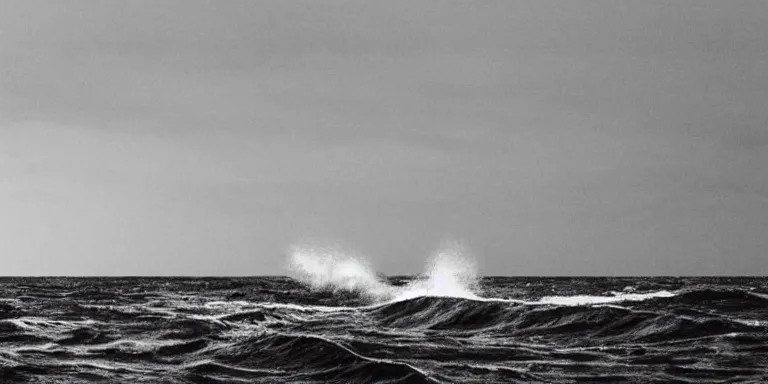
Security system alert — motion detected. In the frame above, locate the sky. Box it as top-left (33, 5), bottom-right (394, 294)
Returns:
top-left (1, 0), bottom-right (767, 276)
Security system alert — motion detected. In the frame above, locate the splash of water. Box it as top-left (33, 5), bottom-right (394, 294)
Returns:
top-left (393, 248), bottom-right (480, 301)
top-left (286, 246), bottom-right (391, 299)
top-left (287, 244), bottom-right (480, 302)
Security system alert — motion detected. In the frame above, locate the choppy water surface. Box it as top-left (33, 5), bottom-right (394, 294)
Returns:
top-left (1, 276), bottom-right (767, 383)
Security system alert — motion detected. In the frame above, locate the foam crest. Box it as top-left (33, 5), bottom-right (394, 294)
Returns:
top-left (287, 244), bottom-right (481, 303)
top-left (394, 249), bottom-right (480, 301)
top-left (287, 246), bottom-right (391, 299)
top-left (535, 290), bottom-right (676, 306)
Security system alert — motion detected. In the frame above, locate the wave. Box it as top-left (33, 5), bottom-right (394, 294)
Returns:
top-left (663, 288), bottom-right (768, 311)
top-left (58, 327), bottom-right (117, 345)
top-left (287, 246), bottom-right (392, 299)
top-left (362, 290), bottom-right (767, 342)
top-left (4, 276), bottom-right (767, 383)
top-left (287, 244), bottom-right (480, 303)
top-left (438, 363), bottom-right (545, 383)
top-left (208, 333), bottom-right (436, 383)
top-left (534, 290), bottom-right (676, 306)
top-left (156, 318), bottom-right (229, 340)
top-left (181, 361), bottom-right (283, 382)
top-left (369, 296), bottom-right (516, 330)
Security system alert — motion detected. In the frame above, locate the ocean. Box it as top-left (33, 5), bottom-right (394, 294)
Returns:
top-left (1, 270), bottom-right (767, 382)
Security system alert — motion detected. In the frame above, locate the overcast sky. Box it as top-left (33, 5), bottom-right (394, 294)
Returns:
top-left (1, 0), bottom-right (767, 276)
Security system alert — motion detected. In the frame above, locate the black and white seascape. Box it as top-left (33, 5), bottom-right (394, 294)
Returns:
top-left (2, 248), bottom-right (768, 383)
top-left (3, 1), bottom-right (768, 383)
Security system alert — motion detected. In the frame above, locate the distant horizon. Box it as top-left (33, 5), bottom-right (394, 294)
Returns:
top-left (2, 275), bottom-right (765, 278)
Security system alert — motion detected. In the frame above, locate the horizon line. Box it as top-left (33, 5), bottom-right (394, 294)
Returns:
top-left (1, 275), bottom-right (765, 278)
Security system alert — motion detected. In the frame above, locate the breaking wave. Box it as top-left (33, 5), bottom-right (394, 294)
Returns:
top-left (286, 244), bottom-right (684, 309)
top-left (364, 291), bottom-right (768, 342)
top-left (287, 244), bottom-right (480, 303)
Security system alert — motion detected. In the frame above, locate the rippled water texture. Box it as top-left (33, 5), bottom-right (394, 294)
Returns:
top-left (1, 276), bottom-right (767, 383)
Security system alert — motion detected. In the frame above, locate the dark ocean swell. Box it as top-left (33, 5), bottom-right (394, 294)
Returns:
top-left (1, 277), bottom-right (767, 383)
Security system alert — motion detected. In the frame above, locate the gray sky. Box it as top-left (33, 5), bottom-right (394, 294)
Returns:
top-left (1, 0), bottom-right (767, 275)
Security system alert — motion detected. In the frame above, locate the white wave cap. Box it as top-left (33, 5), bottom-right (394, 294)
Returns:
top-left (394, 246), bottom-right (480, 301)
top-left (535, 290), bottom-right (676, 306)
top-left (287, 242), bottom-right (482, 303)
top-left (287, 245), bottom-right (391, 299)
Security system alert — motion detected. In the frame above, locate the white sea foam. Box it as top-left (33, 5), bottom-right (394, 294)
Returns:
top-left (392, 249), bottom-right (480, 301)
top-left (286, 244), bottom-right (681, 306)
top-left (534, 290), bottom-right (676, 306)
top-left (287, 243), bottom-right (480, 303)
top-left (287, 245), bottom-right (392, 298)
top-left (4, 317), bottom-right (100, 334)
